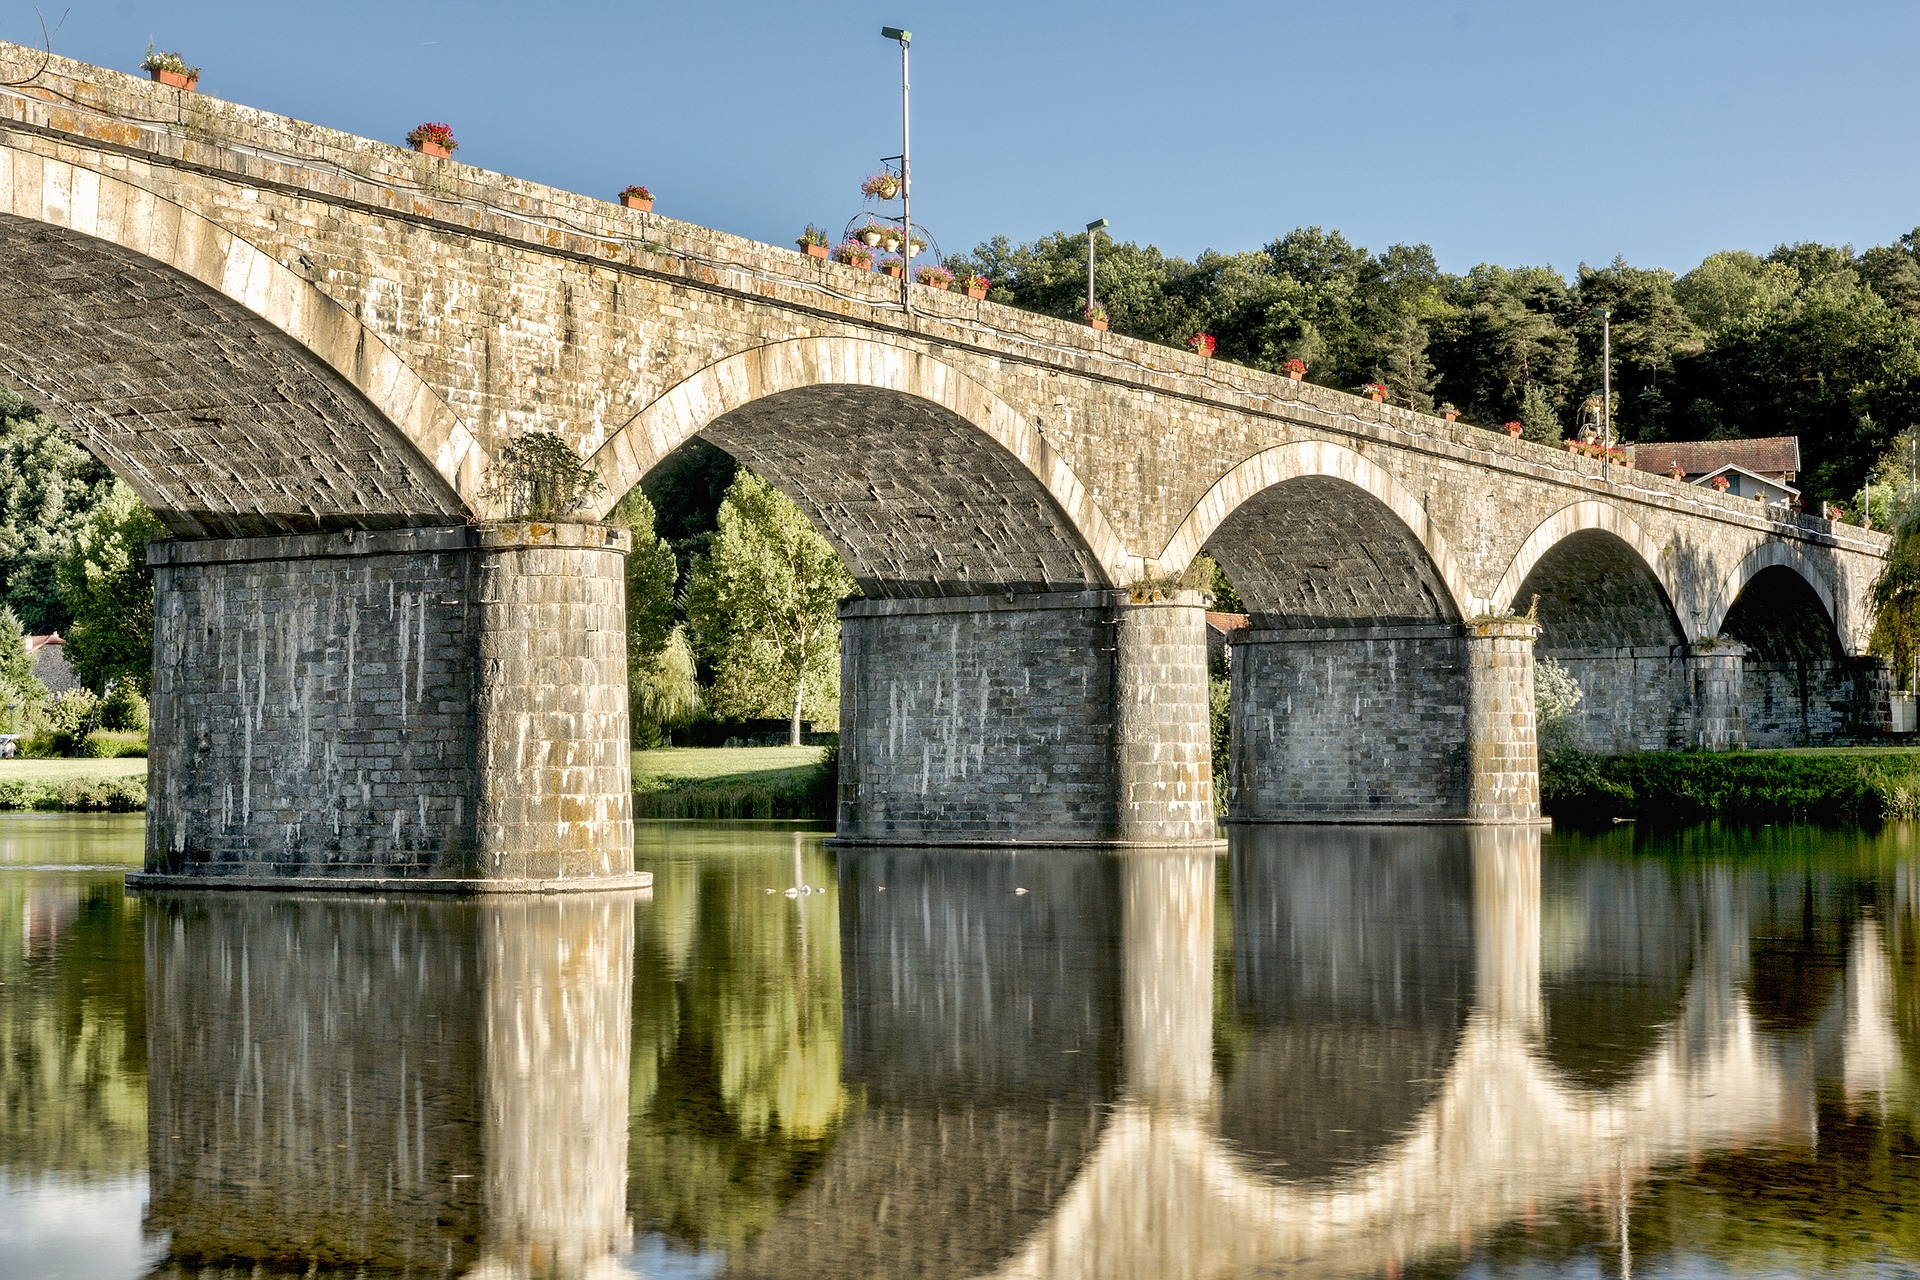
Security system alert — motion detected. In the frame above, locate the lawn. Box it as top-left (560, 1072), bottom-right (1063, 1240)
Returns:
top-left (0, 757), bottom-right (147, 782)
top-left (631, 746), bottom-right (832, 819)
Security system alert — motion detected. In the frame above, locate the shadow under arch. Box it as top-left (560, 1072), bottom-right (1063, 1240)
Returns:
top-left (1705, 542), bottom-right (1845, 649)
top-left (585, 337), bottom-right (1134, 597)
top-left (1154, 440), bottom-right (1470, 621)
top-left (0, 155), bottom-right (483, 535)
top-left (1492, 501), bottom-right (1684, 631)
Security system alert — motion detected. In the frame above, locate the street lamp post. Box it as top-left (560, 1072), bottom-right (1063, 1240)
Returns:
top-left (881, 27), bottom-right (912, 311)
top-left (1086, 217), bottom-right (1108, 317)
top-left (1590, 306), bottom-right (1613, 446)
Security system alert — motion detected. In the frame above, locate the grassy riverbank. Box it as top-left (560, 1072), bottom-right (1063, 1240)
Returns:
top-left (0, 758), bottom-right (147, 812)
top-left (631, 746), bottom-right (835, 819)
top-left (1542, 746), bottom-right (1920, 824)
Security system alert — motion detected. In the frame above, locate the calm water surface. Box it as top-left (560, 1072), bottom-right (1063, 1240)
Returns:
top-left (4, 815), bottom-right (1920, 1279)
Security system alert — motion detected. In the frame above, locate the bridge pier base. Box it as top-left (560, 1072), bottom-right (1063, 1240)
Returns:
top-left (834, 590), bottom-right (1217, 846)
top-left (1686, 642), bottom-right (1748, 749)
top-left (1228, 618), bottom-right (1543, 824)
top-left (134, 523), bottom-right (643, 892)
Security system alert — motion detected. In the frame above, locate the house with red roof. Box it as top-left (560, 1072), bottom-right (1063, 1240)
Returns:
top-left (1632, 437), bottom-right (1802, 506)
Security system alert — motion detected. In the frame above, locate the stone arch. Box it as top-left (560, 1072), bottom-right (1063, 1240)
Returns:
top-left (585, 337), bottom-right (1134, 597)
top-left (1155, 441), bottom-right (1470, 624)
top-left (1705, 541), bottom-right (1845, 650)
top-left (0, 151), bottom-right (482, 535)
top-left (1491, 502), bottom-right (1684, 632)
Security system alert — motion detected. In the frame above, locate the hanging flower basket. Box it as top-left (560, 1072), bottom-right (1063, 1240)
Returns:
top-left (1362, 383), bottom-right (1388, 403)
top-left (406, 122), bottom-right (458, 158)
top-left (961, 274), bottom-right (990, 300)
top-left (832, 241), bottom-right (875, 270)
top-left (880, 230), bottom-right (903, 254)
top-left (915, 264), bottom-right (954, 290)
top-left (797, 225), bottom-right (831, 258)
top-left (861, 172), bottom-right (901, 201)
top-left (857, 222), bottom-right (888, 248)
top-left (617, 185), bottom-right (654, 212)
top-left (1283, 358), bottom-right (1307, 381)
top-left (141, 48), bottom-right (199, 90)
top-left (1188, 333), bottom-right (1216, 358)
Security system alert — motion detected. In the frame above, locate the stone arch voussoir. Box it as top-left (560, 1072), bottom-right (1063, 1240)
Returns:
top-left (1154, 441), bottom-right (1472, 619)
top-left (0, 148), bottom-right (485, 511)
top-left (1492, 502), bottom-right (1686, 630)
top-left (586, 336), bottom-right (1138, 588)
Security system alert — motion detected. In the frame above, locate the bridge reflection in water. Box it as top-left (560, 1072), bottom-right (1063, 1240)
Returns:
top-left (143, 892), bottom-right (639, 1278)
top-left (134, 829), bottom-right (1914, 1278)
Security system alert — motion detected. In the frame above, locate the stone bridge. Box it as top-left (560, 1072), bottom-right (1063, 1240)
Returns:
top-left (0, 44), bottom-right (1893, 886)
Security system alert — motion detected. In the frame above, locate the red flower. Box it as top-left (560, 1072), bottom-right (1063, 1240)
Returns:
top-left (1187, 333), bottom-right (1216, 356)
top-left (618, 184), bottom-right (653, 201)
top-left (406, 122), bottom-right (457, 151)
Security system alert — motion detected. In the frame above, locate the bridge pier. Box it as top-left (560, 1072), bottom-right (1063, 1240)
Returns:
top-left (834, 590), bottom-right (1217, 846)
top-left (134, 523), bottom-right (643, 891)
top-left (1228, 618), bottom-right (1543, 823)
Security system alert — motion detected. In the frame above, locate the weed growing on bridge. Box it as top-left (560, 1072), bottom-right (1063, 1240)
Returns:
top-left (486, 431), bottom-right (605, 521)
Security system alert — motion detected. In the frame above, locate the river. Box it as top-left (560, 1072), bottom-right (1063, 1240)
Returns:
top-left (2, 814), bottom-right (1917, 1278)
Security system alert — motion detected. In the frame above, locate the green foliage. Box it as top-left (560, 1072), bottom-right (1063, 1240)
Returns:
top-left (0, 607), bottom-right (44, 732)
top-left (1518, 381), bottom-right (1564, 444)
top-left (79, 729), bottom-right (147, 759)
top-left (631, 625), bottom-right (700, 748)
top-left (0, 389), bottom-right (114, 633)
top-left (609, 486), bottom-right (680, 665)
top-left (641, 437), bottom-right (739, 584)
top-left (57, 482), bottom-right (162, 694)
top-left (1541, 748), bottom-right (1920, 823)
top-left (1871, 491), bottom-right (1920, 683)
top-left (40, 686), bottom-right (100, 757)
top-left (686, 472), bottom-right (856, 746)
top-left (486, 429), bottom-right (606, 520)
top-left (96, 680), bottom-right (147, 733)
top-left (1533, 655), bottom-right (1585, 756)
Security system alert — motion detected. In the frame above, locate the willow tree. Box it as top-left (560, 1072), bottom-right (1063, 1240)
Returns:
top-left (685, 472), bottom-right (854, 746)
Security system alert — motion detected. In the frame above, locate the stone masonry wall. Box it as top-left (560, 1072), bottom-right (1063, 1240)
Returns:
top-left (1464, 619), bottom-right (1541, 822)
top-left (837, 591), bottom-right (1214, 845)
top-left (1553, 649), bottom-right (1694, 753)
top-left (1742, 659), bottom-right (1882, 747)
top-left (1231, 626), bottom-right (1472, 821)
top-left (144, 523), bottom-right (633, 886)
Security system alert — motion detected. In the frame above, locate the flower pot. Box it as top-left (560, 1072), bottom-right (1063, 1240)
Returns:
top-left (621, 195), bottom-right (653, 212)
top-left (151, 67), bottom-right (198, 89)
top-left (883, 263), bottom-right (905, 279)
top-left (1505, 423), bottom-right (1523, 438)
top-left (1368, 391), bottom-right (1385, 403)
top-left (881, 238), bottom-right (902, 254)
top-left (1443, 411), bottom-right (1459, 422)
top-left (415, 141), bottom-right (451, 159)
top-left (1286, 369), bottom-right (1304, 381)
top-left (1089, 318), bottom-right (1108, 332)
top-left (859, 231), bottom-right (882, 248)
top-left (965, 285), bottom-right (988, 300)
top-left (804, 243), bottom-right (829, 259)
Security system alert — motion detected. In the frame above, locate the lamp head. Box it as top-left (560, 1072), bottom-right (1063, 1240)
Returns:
top-left (881, 26), bottom-right (911, 44)
top-left (1087, 218), bottom-right (1109, 233)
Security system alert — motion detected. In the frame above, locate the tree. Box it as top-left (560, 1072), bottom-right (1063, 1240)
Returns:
top-left (485, 430), bottom-right (605, 519)
top-left (685, 472), bottom-right (855, 746)
top-left (58, 481), bottom-right (164, 693)
top-left (0, 389), bottom-right (114, 633)
top-left (0, 607), bottom-right (44, 732)
top-left (1376, 315), bottom-right (1437, 411)
top-left (1518, 382), bottom-right (1564, 444)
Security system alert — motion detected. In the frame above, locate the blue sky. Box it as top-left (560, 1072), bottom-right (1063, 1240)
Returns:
top-left (18, 0), bottom-right (1920, 276)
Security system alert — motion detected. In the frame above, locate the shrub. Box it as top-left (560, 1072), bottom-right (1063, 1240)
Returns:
top-left (486, 430), bottom-right (605, 520)
top-left (81, 730), bottom-right (148, 758)
top-left (1533, 656), bottom-right (1584, 757)
top-left (99, 679), bottom-right (149, 732)
top-left (41, 687), bottom-right (100, 757)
